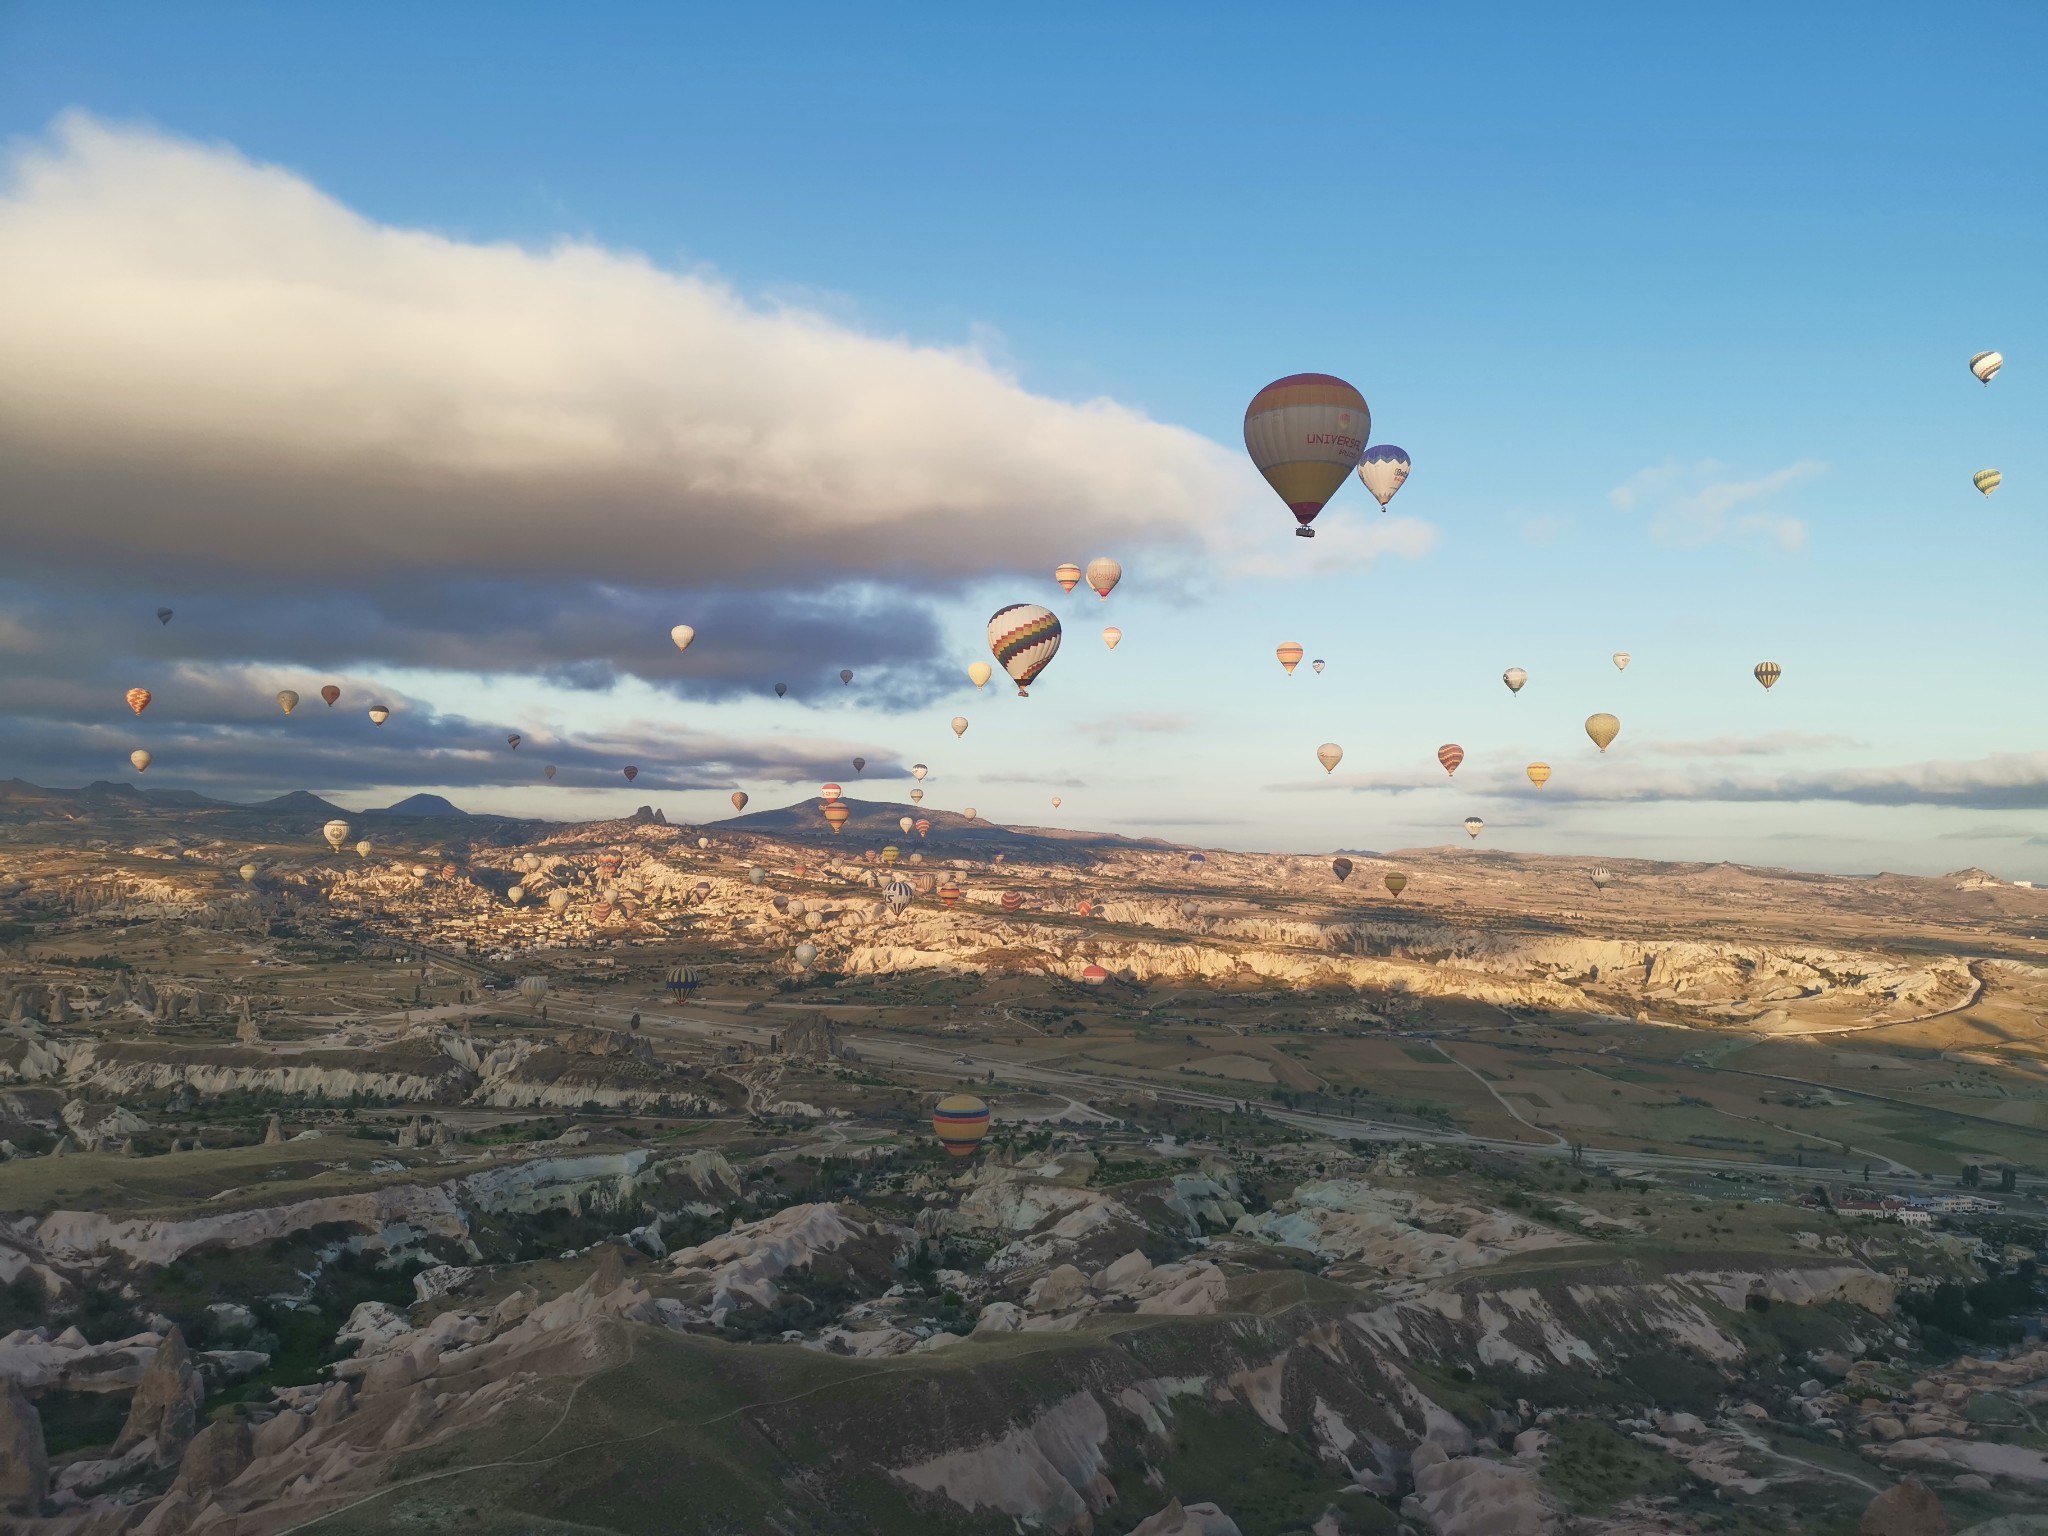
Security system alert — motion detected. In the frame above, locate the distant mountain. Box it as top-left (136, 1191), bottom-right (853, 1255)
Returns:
top-left (713, 797), bottom-right (1173, 863)
top-left (255, 790), bottom-right (353, 816)
top-left (373, 793), bottom-right (469, 818)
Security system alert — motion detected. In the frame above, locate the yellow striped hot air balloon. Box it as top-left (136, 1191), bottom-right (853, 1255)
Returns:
top-left (1585, 713), bottom-right (1620, 752)
top-left (823, 802), bottom-right (851, 834)
top-left (932, 1093), bottom-right (991, 1157)
top-left (1054, 563), bottom-right (1082, 593)
top-left (1276, 642), bottom-right (1305, 675)
top-left (1384, 872), bottom-right (1408, 897)
top-left (1526, 762), bottom-right (1552, 787)
top-left (1754, 661), bottom-right (1782, 691)
top-left (1244, 374), bottom-right (1369, 538)
top-left (1974, 468), bottom-right (2001, 496)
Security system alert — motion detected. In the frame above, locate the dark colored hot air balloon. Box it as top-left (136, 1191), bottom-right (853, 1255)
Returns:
top-left (1384, 872), bottom-right (1408, 898)
top-left (852, 757), bottom-right (866, 773)
top-left (1332, 857), bottom-right (1353, 883)
top-left (840, 669), bottom-right (854, 685)
top-left (320, 685), bottom-right (341, 706)
top-left (665, 964), bottom-right (700, 998)
top-left (623, 766), bottom-right (639, 782)
top-left (774, 683), bottom-right (788, 697)
top-left (156, 608), bottom-right (173, 625)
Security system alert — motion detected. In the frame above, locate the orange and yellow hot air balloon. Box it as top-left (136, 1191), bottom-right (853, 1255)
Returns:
top-left (1526, 762), bottom-right (1552, 788)
top-left (125, 688), bottom-right (152, 716)
top-left (1437, 744), bottom-right (1463, 777)
top-left (932, 1093), bottom-right (991, 1158)
top-left (1276, 642), bottom-right (1305, 675)
top-left (1244, 374), bottom-right (1369, 538)
top-left (822, 801), bottom-right (851, 834)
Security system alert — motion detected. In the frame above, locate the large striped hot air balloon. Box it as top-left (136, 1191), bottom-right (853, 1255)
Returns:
top-left (915, 818), bottom-right (931, 838)
top-left (1585, 713), bottom-right (1620, 752)
top-left (1244, 374), bottom-right (1369, 538)
top-left (881, 845), bottom-right (901, 865)
top-left (1437, 744), bottom-right (1464, 777)
top-left (125, 687), bottom-right (151, 715)
top-left (1974, 468), bottom-right (2002, 496)
top-left (1384, 872), bottom-right (1408, 898)
top-left (1054, 563), bottom-right (1082, 594)
top-left (1276, 642), bottom-right (1305, 675)
top-left (1970, 351), bottom-right (2003, 386)
top-left (1355, 444), bottom-right (1411, 511)
top-left (823, 802), bottom-right (851, 834)
top-left (885, 879), bottom-right (914, 913)
top-left (1085, 557), bottom-right (1121, 598)
top-left (1000, 890), bottom-right (1024, 913)
top-left (988, 605), bottom-right (1062, 696)
top-left (665, 964), bottom-right (700, 997)
top-left (932, 1094), bottom-right (991, 1158)
top-left (939, 883), bottom-right (960, 908)
top-left (1526, 762), bottom-right (1552, 787)
top-left (1754, 661), bottom-right (1782, 691)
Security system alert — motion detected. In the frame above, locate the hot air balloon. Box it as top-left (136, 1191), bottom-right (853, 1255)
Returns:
top-left (1463, 817), bottom-right (1484, 840)
top-left (125, 687), bottom-right (151, 715)
top-left (322, 819), bottom-right (350, 850)
top-left (1054, 563), bottom-right (1082, 594)
top-left (156, 608), bottom-right (173, 625)
top-left (1000, 890), bottom-right (1024, 913)
top-left (840, 669), bottom-right (854, 686)
top-left (987, 604), bottom-right (1062, 696)
top-left (129, 749), bottom-right (152, 773)
top-left (1332, 856), bottom-right (1353, 882)
top-left (1355, 444), bottom-right (1411, 511)
top-left (1276, 642), bottom-right (1305, 675)
top-left (912, 763), bottom-right (929, 781)
top-left (915, 818), bottom-right (931, 838)
top-left (731, 791), bottom-right (749, 812)
top-left (909, 788), bottom-right (925, 804)
top-left (239, 863), bottom-right (259, 884)
top-left (774, 682), bottom-right (788, 698)
top-left (598, 853), bottom-right (623, 879)
top-left (1316, 742), bottom-right (1344, 774)
top-left (278, 690), bottom-right (299, 715)
top-left (1384, 872), bottom-right (1408, 897)
top-left (1187, 851), bottom-right (1206, 867)
top-left (950, 713), bottom-right (971, 738)
top-left (1585, 713), bottom-right (1620, 752)
top-left (320, 685), bottom-right (341, 706)
top-left (670, 624), bottom-right (696, 652)
top-left (1311, 659), bottom-right (1325, 674)
top-left (1754, 661), bottom-right (1782, 691)
top-left (355, 839), bottom-right (374, 859)
top-left (968, 661), bottom-right (992, 689)
top-left (852, 757), bottom-right (866, 774)
top-left (900, 816), bottom-right (915, 834)
top-left (1050, 796), bottom-right (1062, 810)
top-left (1970, 350), bottom-right (2003, 385)
top-left (932, 1093), bottom-right (991, 1158)
top-left (885, 879), bottom-right (914, 913)
top-left (623, 766), bottom-right (638, 782)
top-left (507, 733), bottom-right (521, 748)
top-left (823, 802), bottom-right (851, 834)
top-left (1085, 557), bottom-right (1121, 598)
top-left (1526, 762), bottom-right (1552, 787)
top-left (507, 884), bottom-right (529, 905)
top-left (820, 782), bottom-right (844, 805)
top-left (794, 942), bottom-right (819, 967)
top-left (881, 845), bottom-right (901, 865)
top-left (1101, 627), bottom-right (1122, 652)
top-left (1612, 652), bottom-right (1631, 672)
top-left (1080, 964), bottom-right (1109, 986)
top-left (962, 807), bottom-right (976, 821)
top-left (1503, 667), bottom-right (1527, 694)
top-left (366, 704), bottom-right (391, 726)
top-left (1437, 744), bottom-right (1464, 778)
top-left (939, 883), bottom-right (960, 908)
top-left (1244, 373), bottom-right (1369, 537)
top-left (1974, 468), bottom-right (2002, 496)
top-left (544, 765), bottom-right (557, 781)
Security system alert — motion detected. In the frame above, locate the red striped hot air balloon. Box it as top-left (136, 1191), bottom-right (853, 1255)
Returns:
top-left (1081, 964), bottom-right (1109, 986)
top-left (915, 818), bottom-right (931, 838)
top-left (125, 688), bottom-right (152, 715)
top-left (1437, 744), bottom-right (1464, 778)
top-left (932, 1094), bottom-right (991, 1158)
top-left (1276, 643), bottom-right (1305, 675)
top-left (822, 802), bottom-right (851, 834)
top-left (820, 783), bottom-right (842, 803)
top-left (939, 883), bottom-right (960, 908)
top-left (1000, 890), bottom-right (1024, 913)
top-left (1244, 374), bottom-right (1370, 538)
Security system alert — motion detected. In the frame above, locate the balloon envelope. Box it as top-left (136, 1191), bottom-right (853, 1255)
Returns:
top-left (125, 687), bottom-right (151, 715)
top-left (156, 607), bottom-right (173, 625)
top-left (950, 716), bottom-right (969, 737)
top-left (1974, 468), bottom-right (2001, 495)
top-left (623, 765), bottom-right (638, 782)
top-left (852, 757), bottom-right (866, 773)
top-left (1244, 374), bottom-right (1369, 536)
top-left (909, 788), bottom-right (924, 804)
top-left (1355, 444), bottom-right (1411, 509)
top-left (821, 783), bottom-right (842, 802)
top-left (1585, 713), bottom-right (1620, 752)
top-left (794, 942), bottom-right (819, 966)
top-left (987, 604), bottom-right (1062, 696)
top-left (912, 763), bottom-right (928, 780)
top-left (1503, 667), bottom-right (1527, 694)
top-left (774, 682), bottom-right (788, 697)
top-left (1463, 816), bottom-right (1484, 839)
top-left (1526, 762), bottom-right (1552, 787)
top-left (1085, 557), bottom-right (1121, 598)
top-left (1384, 872), bottom-right (1408, 897)
top-left (1276, 642), bottom-right (1304, 675)
top-left (1311, 659), bottom-right (1325, 673)
top-left (932, 1093), bottom-right (991, 1157)
top-left (823, 802), bottom-right (851, 833)
top-left (368, 705), bottom-right (390, 725)
top-left (544, 765), bottom-right (557, 780)
top-left (731, 791), bottom-right (749, 812)
top-left (1054, 562), bottom-right (1082, 593)
top-left (278, 690), bottom-right (299, 714)
top-left (320, 685), bottom-right (341, 706)
top-left (1102, 627), bottom-right (1121, 650)
top-left (129, 749), bottom-right (152, 773)
top-left (968, 661), bottom-right (992, 689)
top-left (1970, 350), bottom-right (2003, 385)
top-left (899, 816), bottom-right (914, 833)
top-left (670, 624), bottom-right (696, 652)
top-left (1612, 652), bottom-right (1631, 672)
top-left (507, 733), bottom-right (521, 748)
top-left (322, 819), bottom-right (350, 849)
top-left (1332, 856), bottom-right (1353, 882)
top-left (1437, 744), bottom-right (1464, 777)
top-left (356, 840), bottom-right (374, 859)
top-left (840, 669), bottom-right (854, 685)
top-left (1316, 742), bottom-right (1343, 774)
top-left (1754, 661), bottom-right (1782, 690)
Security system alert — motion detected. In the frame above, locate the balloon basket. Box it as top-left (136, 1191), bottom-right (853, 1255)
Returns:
top-left (1295, 527), bottom-right (1315, 538)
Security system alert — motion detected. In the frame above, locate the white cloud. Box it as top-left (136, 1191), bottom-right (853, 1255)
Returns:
top-left (1634, 731), bottom-right (1860, 758)
top-left (0, 115), bottom-right (1290, 589)
top-left (1609, 457), bottom-right (1824, 548)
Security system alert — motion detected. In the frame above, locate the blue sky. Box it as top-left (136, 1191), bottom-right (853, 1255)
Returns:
top-left (2, 2), bottom-right (2045, 876)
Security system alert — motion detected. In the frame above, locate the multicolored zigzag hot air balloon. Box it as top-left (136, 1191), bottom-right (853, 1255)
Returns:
top-left (1355, 444), bottom-right (1411, 511)
top-left (125, 688), bottom-right (151, 715)
top-left (1244, 373), bottom-right (1369, 538)
top-left (988, 604), bottom-right (1062, 696)
top-left (1437, 744), bottom-right (1464, 777)
top-left (932, 1094), bottom-right (991, 1158)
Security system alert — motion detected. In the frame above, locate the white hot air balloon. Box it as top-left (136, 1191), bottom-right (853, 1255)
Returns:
top-left (963, 806), bottom-right (977, 821)
top-left (1463, 816), bottom-right (1484, 840)
top-left (1084, 556), bottom-right (1122, 598)
top-left (950, 716), bottom-right (968, 737)
top-left (367, 705), bottom-right (391, 726)
top-left (1503, 667), bottom-right (1528, 694)
top-left (322, 819), bottom-right (351, 851)
top-left (129, 749), bottom-right (152, 773)
top-left (1970, 350), bottom-right (2003, 386)
top-left (1102, 627), bottom-right (1121, 650)
top-left (670, 624), bottom-right (696, 652)
top-left (1316, 743), bottom-right (1344, 774)
top-left (1354, 444), bottom-right (1411, 510)
top-left (900, 816), bottom-right (915, 834)
top-left (912, 763), bottom-right (928, 781)
top-left (354, 839), bottom-right (373, 858)
top-left (1612, 651), bottom-right (1631, 672)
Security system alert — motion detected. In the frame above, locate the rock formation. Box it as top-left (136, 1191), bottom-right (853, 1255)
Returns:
top-left (1859, 1477), bottom-right (1948, 1536)
top-left (0, 1376), bottom-right (48, 1513)
top-left (112, 1327), bottom-right (205, 1462)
